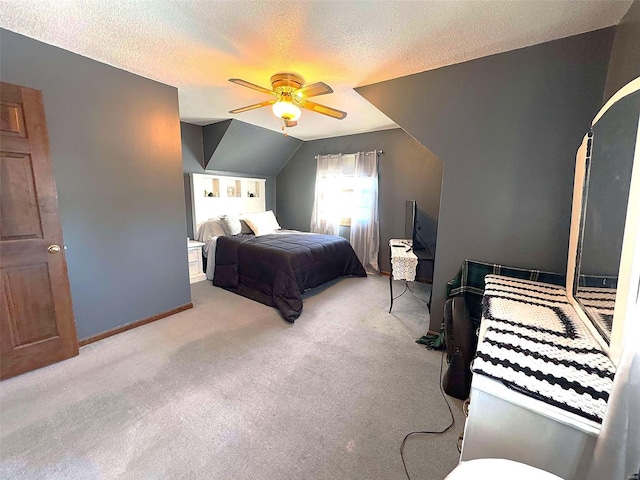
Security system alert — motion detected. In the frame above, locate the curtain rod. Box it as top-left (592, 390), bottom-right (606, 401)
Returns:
top-left (314, 150), bottom-right (383, 160)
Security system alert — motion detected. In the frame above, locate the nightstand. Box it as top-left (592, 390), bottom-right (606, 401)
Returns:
top-left (187, 240), bottom-right (206, 283)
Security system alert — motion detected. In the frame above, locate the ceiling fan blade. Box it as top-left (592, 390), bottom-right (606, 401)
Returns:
top-left (299, 100), bottom-right (347, 120)
top-left (284, 120), bottom-right (298, 128)
top-left (229, 99), bottom-right (276, 114)
top-left (228, 78), bottom-right (276, 96)
top-left (294, 82), bottom-right (333, 98)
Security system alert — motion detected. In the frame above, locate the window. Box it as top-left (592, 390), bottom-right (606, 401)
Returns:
top-left (337, 154), bottom-right (356, 226)
top-left (310, 151), bottom-right (380, 273)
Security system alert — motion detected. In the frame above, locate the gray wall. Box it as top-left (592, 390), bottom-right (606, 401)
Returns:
top-left (604, 0), bottom-right (640, 101)
top-left (276, 128), bottom-right (443, 274)
top-left (182, 122), bottom-right (206, 172)
top-left (181, 122), bottom-right (278, 238)
top-left (181, 122), bottom-right (205, 238)
top-left (1, 29), bottom-right (191, 340)
top-left (356, 28), bottom-right (614, 329)
top-left (204, 119), bottom-right (302, 176)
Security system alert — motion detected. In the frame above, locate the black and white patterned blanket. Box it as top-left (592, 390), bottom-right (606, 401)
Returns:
top-left (472, 275), bottom-right (615, 424)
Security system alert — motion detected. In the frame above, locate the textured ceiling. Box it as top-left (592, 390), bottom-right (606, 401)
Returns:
top-left (0, 0), bottom-right (632, 140)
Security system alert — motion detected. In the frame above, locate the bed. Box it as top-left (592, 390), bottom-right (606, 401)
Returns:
top-left (196, 213), bottom-right (366, 322)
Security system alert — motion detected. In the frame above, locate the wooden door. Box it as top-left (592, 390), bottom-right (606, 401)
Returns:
top-left (0, 82), bottom-right (78, 380)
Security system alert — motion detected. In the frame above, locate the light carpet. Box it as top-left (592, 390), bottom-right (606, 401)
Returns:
top-left (0, 275), bottom-right (463, 479)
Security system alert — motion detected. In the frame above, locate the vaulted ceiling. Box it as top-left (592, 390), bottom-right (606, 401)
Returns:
top-left (0, 0), bottom-right (632, 140)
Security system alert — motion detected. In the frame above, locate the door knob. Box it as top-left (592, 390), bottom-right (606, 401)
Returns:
top-left (48, 244), bottom-right (61, 254)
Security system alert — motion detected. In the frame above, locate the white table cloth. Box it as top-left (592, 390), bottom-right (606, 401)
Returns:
top-left (389, 239), bottom-right (418, 282)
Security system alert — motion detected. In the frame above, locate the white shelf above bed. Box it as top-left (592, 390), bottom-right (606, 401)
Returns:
top-left (191, 173), bottom-right (266, 231)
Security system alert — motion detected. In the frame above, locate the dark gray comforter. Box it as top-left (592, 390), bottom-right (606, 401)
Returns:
top-left (213, 233), bottom-right (366, 322)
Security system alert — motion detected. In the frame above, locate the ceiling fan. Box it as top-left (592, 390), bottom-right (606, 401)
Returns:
top-left (228, 73), bottom-right (347, 129)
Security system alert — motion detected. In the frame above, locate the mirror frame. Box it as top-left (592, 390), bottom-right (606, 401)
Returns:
top-left (566, 77), bottom-right (640, 367)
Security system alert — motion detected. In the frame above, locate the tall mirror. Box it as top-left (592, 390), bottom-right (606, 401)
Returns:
top-left (575, 92), bottom-right (638, 345)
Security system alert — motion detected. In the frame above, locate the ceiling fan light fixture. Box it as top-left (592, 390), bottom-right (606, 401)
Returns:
top-left (229, 73), bottom-right (346, 124)
top-left (272, 96), bottom-right (301, 121)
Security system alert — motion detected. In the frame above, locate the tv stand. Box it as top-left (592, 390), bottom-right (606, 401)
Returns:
top-left (388, 239), bottom-right (434, 313)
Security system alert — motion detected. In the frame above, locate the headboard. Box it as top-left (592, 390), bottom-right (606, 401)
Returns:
top-left (190, 173), bottom-right (266, 232)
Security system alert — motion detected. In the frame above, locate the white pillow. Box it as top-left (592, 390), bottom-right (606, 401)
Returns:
top-left (195, 218), bottom-right (226, 241)
top-left (243, 210), bottom-right (281, 236)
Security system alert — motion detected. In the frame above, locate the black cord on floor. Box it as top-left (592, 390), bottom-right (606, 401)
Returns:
top-left (400, 348), bottom-right (455, 480)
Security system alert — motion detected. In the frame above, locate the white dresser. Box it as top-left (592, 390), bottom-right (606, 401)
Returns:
top-left (459, 277), bottom-right (611, 480)
top-left (187, 240), bottom-right (206, 284)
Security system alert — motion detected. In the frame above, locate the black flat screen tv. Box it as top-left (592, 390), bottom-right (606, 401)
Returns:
top-left (405, 200), bottom-right (425, 251)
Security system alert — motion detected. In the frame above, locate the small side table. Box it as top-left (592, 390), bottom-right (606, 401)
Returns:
top-left (389, 239), bottom-right (434, 313)
top-left (187, 240), bottom-right (206, 284)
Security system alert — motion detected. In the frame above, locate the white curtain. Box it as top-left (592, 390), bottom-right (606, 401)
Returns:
top-left (349, 151), bottom-right (380, 274)
top-left (310, 151), bottom-right (380, 274)
top-left (310, 154), bottom-right (343, 236)
top-left (586, 315), bottom-right (640, 480)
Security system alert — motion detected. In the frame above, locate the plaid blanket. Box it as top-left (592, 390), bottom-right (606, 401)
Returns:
top-left (446, 260), bottom-right (566, 328)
